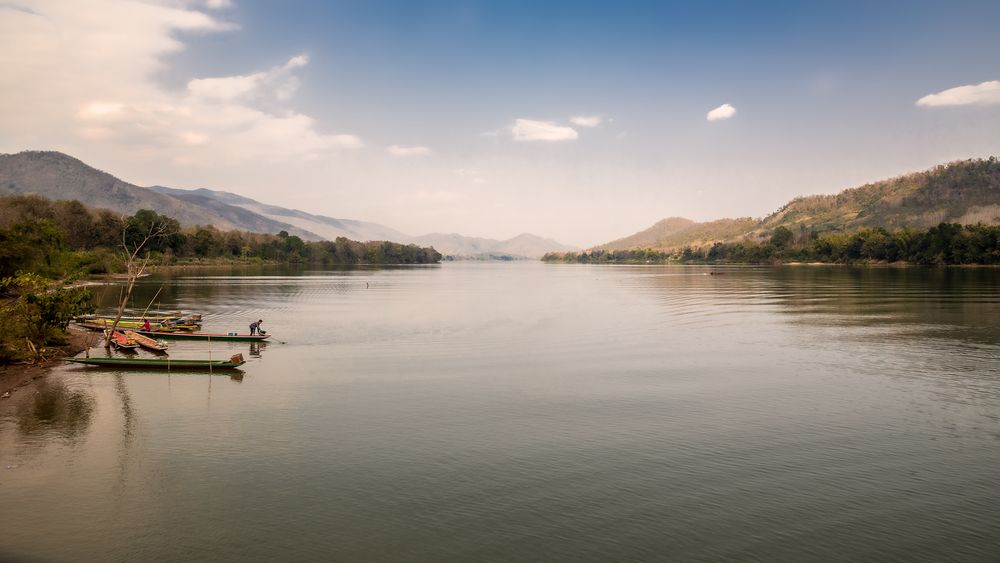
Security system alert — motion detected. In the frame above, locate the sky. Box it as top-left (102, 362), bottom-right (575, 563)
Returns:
top-left (2, 0), bottom-right (999, 247)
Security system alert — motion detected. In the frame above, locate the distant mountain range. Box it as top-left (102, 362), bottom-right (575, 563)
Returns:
top-left (410, 232), bottom-right (576, 259)
top-left (149, 185), bottom-right (410, 243)
top-left (599, 158), bottom-right (1000, 251)
top-left (0, 151), bottom-right (574, 258)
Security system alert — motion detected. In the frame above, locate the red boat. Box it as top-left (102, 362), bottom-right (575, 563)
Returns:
top-left (105, 330), bottom-right (139, 350)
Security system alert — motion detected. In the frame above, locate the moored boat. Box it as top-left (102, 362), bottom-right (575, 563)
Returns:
top-left (77, 318), bottom-right (164, 331)
top-left (135, 330), bottom-right (271, 342)
top-left (82, 310), bottom-right (202, 322)
top-left (65, 353), bottom-right (246, 370)
top-left (106, 330), bottom-right (139, 350)
top-left (124, 330), bottom-right (169, 352)
top-left (76, 319), bottom-right (200, 332)
top-left (119, 309), bottom-right (202, 322)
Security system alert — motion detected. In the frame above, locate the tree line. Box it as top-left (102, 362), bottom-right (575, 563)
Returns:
top-left (0, 194), bottom-right (441, 279)
top-left (543, 223), bottom-right (1000, 265)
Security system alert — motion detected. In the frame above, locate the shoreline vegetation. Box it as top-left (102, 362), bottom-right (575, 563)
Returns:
top-left (543, 223), bottom-right (1000, 266)
top-left (0, 194), bottom-right (441, 366)
top-left (0, 326), bottom-right (93, 399)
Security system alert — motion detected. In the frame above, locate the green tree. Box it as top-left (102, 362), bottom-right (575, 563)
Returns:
top-left (770, 226), bottom-right (793, 248)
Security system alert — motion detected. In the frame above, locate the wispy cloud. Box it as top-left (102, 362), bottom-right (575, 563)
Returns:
top-left (916, 80), bottom-right (1000, 107)
top-left (511, 118), bottom-right (578, 141)
top-left (387, 145), bottom-right (432, 157)
top-left (187, 54), bottom-right (308, 102)
top-left (706, 103), bottom-right (736, 122)
top-left (570, 115), bottom-right (602, 127)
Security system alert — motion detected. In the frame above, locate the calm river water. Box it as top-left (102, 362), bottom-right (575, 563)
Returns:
top-left (2, 263), bottom-right (999, 561)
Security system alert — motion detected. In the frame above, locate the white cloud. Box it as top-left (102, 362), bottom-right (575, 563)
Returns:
top-left (387, 145), bottom-right (431, 157)
top-left (205, 0), bottom-right (233, 9)
top-left (77, 102), bottom-right (126, 120)
top-left (180, 131), bottom-right (209, 145)
top-left (570, 115), bottom-right (602, 127)
top-left (916, 80), bottom-right (1000, 107)
top-left (511, 118), bottom-right (578, 141)
top-left (187, 54), bottom-right (309, 102)
top-left (187, 73), bottom-right (261, 100)
top-left (706, 103), bottom-right (736, 121)
top-left (0, 3), bottom-right (358, 167)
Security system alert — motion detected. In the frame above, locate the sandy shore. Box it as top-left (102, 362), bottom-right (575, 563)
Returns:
top-left (0, 326), bottom-right (95, 403)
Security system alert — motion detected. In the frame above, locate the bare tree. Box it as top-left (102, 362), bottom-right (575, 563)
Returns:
top-left (104, 216), bottom-right (172, 348)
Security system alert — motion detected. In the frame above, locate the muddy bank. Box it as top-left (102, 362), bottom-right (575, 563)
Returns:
top-left (0, 327), bottom-right (96, 401)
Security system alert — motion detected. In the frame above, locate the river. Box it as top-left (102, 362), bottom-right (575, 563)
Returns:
top-left (2, 262), bottom-right (999, 561)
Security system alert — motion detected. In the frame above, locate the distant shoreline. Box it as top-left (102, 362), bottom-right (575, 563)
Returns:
top-left (544, 259), bottom-right (1000, 268)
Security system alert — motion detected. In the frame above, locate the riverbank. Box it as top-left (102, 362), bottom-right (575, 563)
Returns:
top-left (0, 326), bottom-right (94, 402)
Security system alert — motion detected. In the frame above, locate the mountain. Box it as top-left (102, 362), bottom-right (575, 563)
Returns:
top-left (0, 150), bottom-right (577, 256)
top-left (600, 158), bottom-right (1000, 251)
top-left (0, 151), bottom-right (321, 240)
top-left (410, 232), bottom-right (577, 259)
top-left (151, 186), bottom-right (409, 242)
top-left (598, 217), bottom-right (759, 251)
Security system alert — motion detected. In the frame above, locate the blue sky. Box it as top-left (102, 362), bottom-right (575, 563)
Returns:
top-left (2, 0), bottom-right (999, 246)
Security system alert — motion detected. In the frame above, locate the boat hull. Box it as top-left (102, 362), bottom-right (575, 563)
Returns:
top-left (65, 357), bottom-right (245, 369)
top-left (124, 330), bottom-right (169, 352)
top-left (135, 330), bottom-right (271, 342)
top-left (78, 319), bottom-right (165, 331)
top-left (77, 320), bottom-right (201, 332)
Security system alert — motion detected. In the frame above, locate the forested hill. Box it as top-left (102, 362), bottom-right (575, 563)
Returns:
top-left (0, 151), bottom-right (403, 242)
top-left (600, 158), bottom-right (1000, 251)
top-left (0, 151), bottom-right (320, 240)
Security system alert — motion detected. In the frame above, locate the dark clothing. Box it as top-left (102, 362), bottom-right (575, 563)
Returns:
top-left (250, 321), bottom-right (260, 335)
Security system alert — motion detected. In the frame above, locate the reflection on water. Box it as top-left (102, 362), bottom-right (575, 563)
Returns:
top-left (15, 377), bottom-right (94, 442)
top-left (2, 263), bottom-right (999, 562)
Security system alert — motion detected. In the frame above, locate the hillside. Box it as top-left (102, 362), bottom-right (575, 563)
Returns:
top-left (598, 217), bottom-right (755, 252)
top-left (1, 150), bottom-right (578, 257)
top-left (0, 151), bottom-right (320, 240)
top-left (152, 186), bottom-right (408, 242)
top-left (600, 158), bottom-right (1000, 251)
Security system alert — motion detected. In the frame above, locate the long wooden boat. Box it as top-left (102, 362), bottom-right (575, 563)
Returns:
top-left (124, 330), bottom-right (169, 352)
top-left (87, 315), bottom-right (202, 328)
top-left (135, 330), bottom-right (270, 342)
top-left (83, 313), bottom-right (182, 322)
top-left (77, 319), bottom-right (164, 331)
top-left (118, 309), bottom-right (202, 322)
top-left (65, 353), bottom-right (245, 370)
top-left (76, 319), bottom-right (200, 332)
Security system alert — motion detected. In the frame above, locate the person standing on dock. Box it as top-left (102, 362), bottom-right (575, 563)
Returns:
top-left (250, 319), bottom-right (263, 335)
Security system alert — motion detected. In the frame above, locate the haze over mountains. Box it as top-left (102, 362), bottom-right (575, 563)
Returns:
top-left (599, 158), bottom-right (1000, 251)
top-left (0, 151), bottom-right (573, 258)
top-left (7, 150), bottom-right (997, 258)
top-left (411, 232), bottom-right (575, 258)
top-left (149, 185), bottom-right (410, 244)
